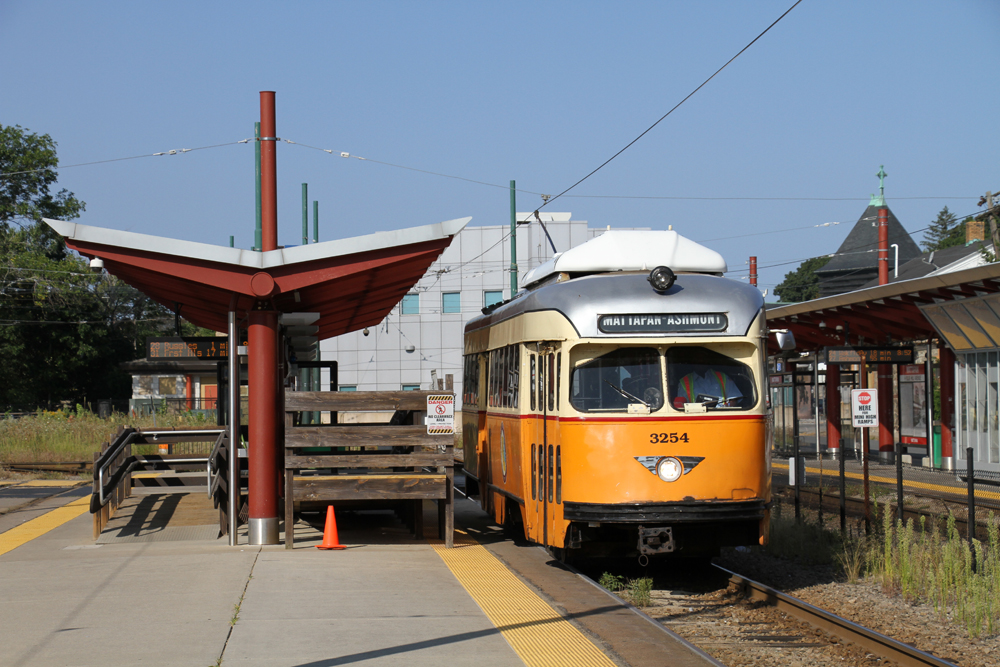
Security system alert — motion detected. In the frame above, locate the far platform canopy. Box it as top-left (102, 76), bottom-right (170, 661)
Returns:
top-left (45, 217), bottom-right (470, 339)
top-left (521, 229), bottom-right (728, 287)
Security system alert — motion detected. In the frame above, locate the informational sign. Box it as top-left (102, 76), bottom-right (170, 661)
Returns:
top-left (598, 313), bottom-right (728, 334)
top-left (826, 346), bottom-right (914, 365)
top-left (146, 337), bottom-right (243, 360)
top-left (426, 394), bottom-right (455, 435)
top-left (899, 364), bottom-right (928, 445)
top-left (851, 389), bottom-right (879, 427)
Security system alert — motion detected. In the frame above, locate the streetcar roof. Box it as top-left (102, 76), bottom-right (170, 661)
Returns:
top-left (465, 272), bottom-right (764, 339)
top-left (521, 229), bottom-right (727, 288)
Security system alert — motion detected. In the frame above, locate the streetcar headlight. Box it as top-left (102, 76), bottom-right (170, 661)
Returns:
top-left (648, 265), bottom-right (676, 293)
top-left (656, 457), bottom-right (683, 482)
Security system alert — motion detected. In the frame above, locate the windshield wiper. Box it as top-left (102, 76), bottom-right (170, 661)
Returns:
top-left (604, 379), bottom-right (650, 408)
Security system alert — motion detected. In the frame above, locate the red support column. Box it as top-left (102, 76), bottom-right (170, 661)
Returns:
top-left (878, 364), bottom-right (894, 463)
top-left (749, 256), bottom-right (757, 287)
top-left (260, 91), bottom-right (278, 253)
top-left (248, 309), bottom-right (280, 544)
top-left (939, 342), bottom-right (956, 470)
top-left (878, 208), bottom-right (889, 285)
top-left (826, 363), bottom-right (841, 456)
top-left (185, 374), bottom-right (193, 411)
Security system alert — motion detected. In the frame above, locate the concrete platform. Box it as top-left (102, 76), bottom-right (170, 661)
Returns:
top-left (0, 486), bottom-right (717, 667)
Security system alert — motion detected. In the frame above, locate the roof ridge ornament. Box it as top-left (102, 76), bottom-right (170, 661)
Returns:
top-left (869, 165), bottom-right (887, 207)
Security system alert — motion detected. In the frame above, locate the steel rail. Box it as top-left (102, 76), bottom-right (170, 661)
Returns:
top-left (713, 564), bottom-right (958, 667)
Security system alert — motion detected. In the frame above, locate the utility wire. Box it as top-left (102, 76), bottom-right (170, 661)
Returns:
top-left (534, 0), bottom-right (804, 213)
top-left (0, 140), bottom-right (251, 178)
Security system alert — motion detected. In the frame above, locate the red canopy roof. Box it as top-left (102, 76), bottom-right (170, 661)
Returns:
top-left (46, 217), bottom-right (469, 339)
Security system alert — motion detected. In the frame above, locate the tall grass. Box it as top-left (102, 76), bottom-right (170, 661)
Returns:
top-left (0, 406), bottom-right (216, 463)
top-left (870, 504), bottom-right (1000, 638)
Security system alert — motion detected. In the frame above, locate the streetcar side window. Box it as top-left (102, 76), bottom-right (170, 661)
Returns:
top-left (570, 347), bottom-right (663, 413)
top-left (530, 355), bottom-right (536, 411)
top-left (667, 346), bottom-right (757, 411)
top-left (548, 354), bottom-right (555, 412)
top-left (462, 354), bottom-right (480, 407)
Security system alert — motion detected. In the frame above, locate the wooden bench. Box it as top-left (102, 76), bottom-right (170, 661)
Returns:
top-left (284, 391), bottom-right (455, 548)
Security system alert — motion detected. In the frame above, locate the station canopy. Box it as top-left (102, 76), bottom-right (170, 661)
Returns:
top-left (766, 262), bottom-right (1000, 354)
top-left (45, 217), bottom-right (470, 340)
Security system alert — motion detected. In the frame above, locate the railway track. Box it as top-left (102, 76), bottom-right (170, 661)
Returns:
top-left (575, 557), bottom-right (962, 667)
top-left (2, 461), bottom-right (92, 474)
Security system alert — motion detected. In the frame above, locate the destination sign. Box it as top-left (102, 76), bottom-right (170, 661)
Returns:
top-left (598, 313), bottom-right (728, 334)
top-left (146, 337), bottom-right (244, 360)
top-left (825, 346), bottom-right (914, 365)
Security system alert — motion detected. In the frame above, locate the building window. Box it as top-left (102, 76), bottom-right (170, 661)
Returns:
top-left (484, 290), bottom-right (503, 308)
top-left (339, 385), bottom-right (357, 392)
top-left (402, 384), bottom-right (421, 391)
top-left (401, 293), bottom-right (419, 315)
top-left (443, 292), bottom-right (461, 313)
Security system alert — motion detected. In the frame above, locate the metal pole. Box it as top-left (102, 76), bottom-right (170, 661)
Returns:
top-left (228, 307), bottom-right (240, 545)
top-left (896, 437), bottom-right (904, 523)
top-left (313, 200), bottom-right (319, 244)
top-left (749, 256), bottom-right (757, 287)
top-left (255, 122), bottom-right (262, 251)
top-left (967, 446), bottom-right (977, 571)
top-left (509, 180), bottom-right (518, 297)
top-left (839, 438), bottom-right (847, 534)
top-left (794, 434), bottom-right (801, 522)
top-left (260, 92), bottom-right (278, 252)
top-left (925, 342), bottom-right (934, 467)
top-left (861, 357), bottom-right (871, 535)
top-left (301, 183), bottom-right (308, 246)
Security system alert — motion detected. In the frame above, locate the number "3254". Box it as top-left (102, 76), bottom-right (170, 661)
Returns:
top-left (650, 432), bottom-right (689, 444)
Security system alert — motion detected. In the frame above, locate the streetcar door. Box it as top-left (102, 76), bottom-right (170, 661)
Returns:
top-left (531, 343), bottom-right (560, 548)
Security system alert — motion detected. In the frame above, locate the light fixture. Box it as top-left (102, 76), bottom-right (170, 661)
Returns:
top-left (405, 345), bottom-right (415, 353)
top-left (89, 257), bottom-right (104, 273)
top-left (362, 327), bottom-right (370, 336)
top-left (656, 457), bottom-right (683, 483)
top-left (647, 266), bottom-right (676, 293)
top-left (819, 321), bottom-right (827, 329)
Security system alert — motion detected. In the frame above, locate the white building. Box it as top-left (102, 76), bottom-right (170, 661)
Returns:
top-left (319, 213), bottom-right (646, 398)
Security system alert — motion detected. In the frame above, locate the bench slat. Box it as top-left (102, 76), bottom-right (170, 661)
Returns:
top-left (285, 390), bottom-right (452, 412)
top-left (285, 453), bottom-right (452, 469)
top-left (286, 425), bottom-right (450, 447)
top-left (294, 475), bottom-right (446, 501)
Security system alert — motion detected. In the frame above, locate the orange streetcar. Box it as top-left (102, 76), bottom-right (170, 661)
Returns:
top-left (462, 230), bottom-right (772, 562)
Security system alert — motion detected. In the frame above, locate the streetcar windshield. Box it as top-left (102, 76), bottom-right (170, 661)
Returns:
top-left (570, 347), bottom-right (664, 412)
top-left (667, 346), bottom-right (756, 410)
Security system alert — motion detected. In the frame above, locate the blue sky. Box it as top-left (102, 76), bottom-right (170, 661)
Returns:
top-left (2, 0), bottom-right (997, 293)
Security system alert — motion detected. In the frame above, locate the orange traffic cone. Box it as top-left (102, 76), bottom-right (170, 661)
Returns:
top-left (317, 505), bottom-right (346, 550)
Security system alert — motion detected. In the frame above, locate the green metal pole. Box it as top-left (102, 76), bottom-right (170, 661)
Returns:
top-left (301, 183), bottom-right (308, 246)
top-left (254, 122), bottom-right (262, 251)
top-left (229, 236), bottom-right (234, 248)
top-left (313, 201), bottom-right (319, 243)
top-left (509, 180), bottom-right (517, 297)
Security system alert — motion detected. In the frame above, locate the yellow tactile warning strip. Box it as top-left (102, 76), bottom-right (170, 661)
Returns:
top-left (131, 473), bottom-right (162, 478)
top-left (773, 461), bottom-right (1000, 502)
top-left (0, 496), bottom-right (90, 557)
top-left (430, 531), bottom-right (616, 667)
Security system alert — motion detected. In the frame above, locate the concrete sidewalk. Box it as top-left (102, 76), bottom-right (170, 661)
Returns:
top-left (0, 493), bottom-right (524, 667)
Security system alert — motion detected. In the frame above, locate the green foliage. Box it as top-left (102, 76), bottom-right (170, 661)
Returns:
top-left (597, 572), bottom-right (652, 607)
top-left (773, 255), bottom-right (831, 303)
top-left (0, 124), bottom-right (177, 410)
top-left (922, 206), bottom-right (965, 251)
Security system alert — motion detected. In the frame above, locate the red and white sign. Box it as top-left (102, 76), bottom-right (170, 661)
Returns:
top-left (426, 394), bottom-right (455, 434)
top-left (851, 389), bottom-right (878, 427)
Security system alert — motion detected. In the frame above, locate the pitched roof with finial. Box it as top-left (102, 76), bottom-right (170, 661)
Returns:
top-left (814, 166), bottom-right (922, 296)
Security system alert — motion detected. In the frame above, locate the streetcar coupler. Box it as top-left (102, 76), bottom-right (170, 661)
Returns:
top-left (637, 525), bottom-right (675, 555)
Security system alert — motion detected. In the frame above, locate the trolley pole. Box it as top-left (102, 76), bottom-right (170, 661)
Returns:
top-left (510, 180), bottom-right (518, 298)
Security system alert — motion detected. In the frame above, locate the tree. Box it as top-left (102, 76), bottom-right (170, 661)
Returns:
top-left (922, 206), bottom-right (965, 251)
top-left (773, 255), bottom-right (831, 303)
top-left (0, 124), bottom-right (176, 410)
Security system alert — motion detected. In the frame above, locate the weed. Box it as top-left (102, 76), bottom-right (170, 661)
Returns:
top-left (598, 572), bottom-right (625, 592)
top-left (626, 577), bottom-right (653, 607)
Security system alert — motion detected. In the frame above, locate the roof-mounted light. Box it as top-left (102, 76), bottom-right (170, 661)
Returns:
top-left (648, 266), bottom-right (675, 293)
